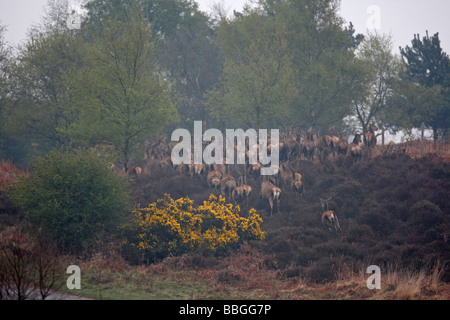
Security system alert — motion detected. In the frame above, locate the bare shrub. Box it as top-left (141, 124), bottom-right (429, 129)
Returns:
top-left (87, 234), bottom-right (130, 272)
top-left (214, 243), bottom-right (279, 289)
top-left (0, 227), bottom-right (63, 300)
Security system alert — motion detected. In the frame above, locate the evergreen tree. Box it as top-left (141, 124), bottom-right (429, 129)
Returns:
top-left (398, 31), bottom-right (450, 141)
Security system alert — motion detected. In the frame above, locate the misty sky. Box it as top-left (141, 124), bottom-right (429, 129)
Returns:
top-left (1, 0), bottom-right (449, 55)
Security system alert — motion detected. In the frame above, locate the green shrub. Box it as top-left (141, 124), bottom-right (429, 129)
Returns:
top-left (7, 149), bottom-right (130, 253)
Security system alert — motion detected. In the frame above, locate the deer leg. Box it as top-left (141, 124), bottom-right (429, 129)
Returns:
top-left (268, 198), bottom-right (273, 216)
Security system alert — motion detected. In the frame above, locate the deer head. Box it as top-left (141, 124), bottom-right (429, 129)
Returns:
top-left (352, 133), bottom-right (362, 145)
top-left (369, 123), bottom-right (379, 133)
top-left (320, 196), bottom-right (332, 211)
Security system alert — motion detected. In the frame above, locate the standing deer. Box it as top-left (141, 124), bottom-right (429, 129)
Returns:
top-left (328, 126), bottom-right (342, 158)
top-left (334, 130), bottom-right (349, 157)
top-left (316, 133), bottom-right (333, 162)
top-left (207, 170), bottom-right (222, 193)
top-left (363, 123), bottom-right (378, 158)
top-left (260, 177), bottom-right (281, 216)
top-left (346, 133), bottom-right (363, 163)
top-left (176, 162), bottom-right (191, 175)
top-left (320, 197), bottom-right (341, 232)
top-left (232, 176), bottom-right (252, 205)
top-left (279, 162), bottom-right (294, 188)
top-left (302, 130), bottom-right (316, 161)
top-left (291, 172), bottom-right (305, 199)
top-left (220, 173), bottom-right (236, 199)
top-left (248, 162), bottom-right (262, 177)
top-left (192, 163), bottom-right (207, 179)
top-left (276, 140), bottom-right (289, 163)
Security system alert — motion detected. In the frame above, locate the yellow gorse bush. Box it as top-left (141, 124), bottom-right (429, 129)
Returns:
top-left (121, 194), bottom-right (265, 261)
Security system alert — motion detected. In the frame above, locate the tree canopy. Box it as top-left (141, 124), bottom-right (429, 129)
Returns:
top-left (395, 31), bottom-right (450, 140)
top-left (206, 0), bottom-right (366, 131)
top-left (1, 0), bottom-right (449, 164)
top-left (63, 8), bottom-right (177, 170)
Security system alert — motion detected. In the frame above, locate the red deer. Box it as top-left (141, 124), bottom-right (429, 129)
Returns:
top-left (281, 139), bottom-right (291, 162)
top-left (207, 170), bottom-right (222, 192)
top-left (232, 176), bottom-right (252, 205)
top-left (176, 162), bottom-right (191, 176)
top-left (220, 173), bottom-right (236, 199)
top-left (291, 172), bottom-right (305, 199)
top-left (346, 133), bottom-right (363, 163)
top-left (279, 162), bottom-right (294, 188)
top-left (232, 185), bottom-right (246, 204)
top-left (363, 123), bottom-right (378, 158)
top-left (127, 166), bottom-right (143, 176)
top-left (297, 130), bottom-right (306, 156)
top-left (260, 177), bottom-right (281, 216)
top-left (192, 163), bottom-right (207, 179)
top-left (279, 129), bottom-right (298, 161)
top-left (213, 162), bottom-right (227, 176)
top-left (248, 162), bottom-right (262, 177)
top-left (242, 184), bottom-right (252, 202)
top-left (333, 130), bottom-right (349, 157)
top-left (316, 132), bottom-right (333, 162)
top-left (320, 197), bottom-right (341, 232)
top-left (302, 130), bottom-right (316, 161)
top-left (328, 126), bottom-right (342, 158)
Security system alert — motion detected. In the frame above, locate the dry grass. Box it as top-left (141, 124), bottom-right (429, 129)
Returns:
top-left (380, 139), bottom-right (450, 161)
top-left (383, 269), bottom-right (425, 300)
top-left (405, 139), bottom-right (450, 159)
top-left (63, 243), bottom-right (287, 300)
top-left (61, 249), bottom-right (450, 300)
top-left (331, 262), bottom-right (449, 300)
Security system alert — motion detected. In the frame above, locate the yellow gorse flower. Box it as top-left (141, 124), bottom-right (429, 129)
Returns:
top-left (121, 194), bottom-right (265, 259)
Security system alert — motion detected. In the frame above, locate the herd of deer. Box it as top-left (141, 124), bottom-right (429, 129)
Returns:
top-left (127, 124), bottom-right (379, 232)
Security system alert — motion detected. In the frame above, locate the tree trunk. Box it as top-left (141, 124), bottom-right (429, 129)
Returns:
top-left (421, 122), bottom-right (424, 156)
top-left (122, 138), bottom-right (130, 173)
top-left (433, 126), bottom-right (438, 145)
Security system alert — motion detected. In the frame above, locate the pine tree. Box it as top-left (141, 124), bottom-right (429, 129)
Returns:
top-left (399, 31), bottom-right (450, 141)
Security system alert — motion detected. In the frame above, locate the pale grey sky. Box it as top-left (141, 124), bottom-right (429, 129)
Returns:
top-left (1, 0), bottom-right (449, 55)
top-left (196, 0), bottom-right (450, 54)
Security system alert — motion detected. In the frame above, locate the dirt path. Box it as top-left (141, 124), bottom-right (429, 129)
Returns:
top-left (1, 288), bottom-right (93, 300)
top-left (44, 291), bottom-right (93, 300)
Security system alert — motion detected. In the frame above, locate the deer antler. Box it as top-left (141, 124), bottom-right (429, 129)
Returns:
top-left (319, 196), bottom-right (332, 203)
